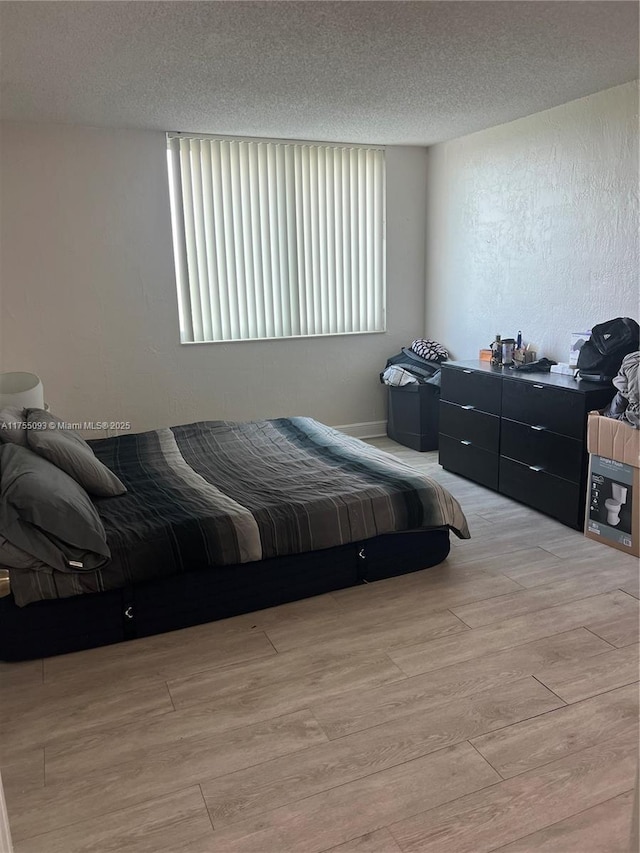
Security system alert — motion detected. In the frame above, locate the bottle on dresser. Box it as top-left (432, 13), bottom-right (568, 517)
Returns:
top-left (490, 334), bottom-right (502, 366)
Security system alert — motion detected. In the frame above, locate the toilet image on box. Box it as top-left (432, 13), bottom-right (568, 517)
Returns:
top-left (605, 483), bottom-right (628, 527)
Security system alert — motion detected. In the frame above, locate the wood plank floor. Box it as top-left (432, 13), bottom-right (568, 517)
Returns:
top-left (1, 438), bottom-right (638, 852)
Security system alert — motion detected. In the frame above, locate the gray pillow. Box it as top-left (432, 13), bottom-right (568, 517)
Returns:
top-left (0, 443), bottom-right (110, 573)
top-left (25, 409), bottom-right (126, 498)
top-left (0, 407), bottom-right (28, 447)
top-left (0, 533), bottom-right (50, 571)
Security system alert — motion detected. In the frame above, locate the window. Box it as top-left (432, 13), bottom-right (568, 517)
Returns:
top-left (167, 134), bottom-right (386, 343)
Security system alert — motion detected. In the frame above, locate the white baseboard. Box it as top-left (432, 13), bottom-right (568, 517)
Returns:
top-left (333, 420), bottom-right (387, 439)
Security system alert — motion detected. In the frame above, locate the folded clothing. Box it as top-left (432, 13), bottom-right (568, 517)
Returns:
top-left (382, 365), bottom-right (419, 386)
top-left (604, 351), bottom-right (639, 429)
top-left (381, 348), bottom-right (442, 386)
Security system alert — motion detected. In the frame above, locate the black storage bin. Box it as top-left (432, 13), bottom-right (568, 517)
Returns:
top-left (387, 383), bottom-right (440, 451)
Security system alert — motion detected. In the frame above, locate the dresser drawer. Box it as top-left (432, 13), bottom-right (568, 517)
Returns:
top-left (440, 401), bottom-right (500, 453)
top-left (439, 434), bottom-right (499, 490)
top-left (501, 418), bottom-right (584, 483)
top-left (441, 367), bottom-right (502, 415)
top-left (502, 379), bottom-right (586, 438)
top-left (499, 457), bottom-right (581, 528)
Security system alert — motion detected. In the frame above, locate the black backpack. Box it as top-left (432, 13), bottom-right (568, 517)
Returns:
top-left (577, 317), bottom-right (639, 382)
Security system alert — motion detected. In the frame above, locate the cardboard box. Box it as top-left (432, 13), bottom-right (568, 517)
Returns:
top-left (584, 413), bottom-right (640, 557)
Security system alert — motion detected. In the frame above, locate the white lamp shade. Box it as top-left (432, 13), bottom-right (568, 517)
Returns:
top-left (0, 372), bottom-right (44, 410)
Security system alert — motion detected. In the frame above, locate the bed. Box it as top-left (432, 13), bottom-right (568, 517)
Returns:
top-left (0, 417), bottom-right (469, 661)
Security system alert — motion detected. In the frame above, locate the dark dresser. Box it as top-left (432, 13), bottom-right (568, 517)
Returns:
top-left (439, 360), bottom-right (615, 528)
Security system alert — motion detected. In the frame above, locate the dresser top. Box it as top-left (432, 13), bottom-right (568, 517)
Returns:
top-left (443, 360), bottom-right (614, 393)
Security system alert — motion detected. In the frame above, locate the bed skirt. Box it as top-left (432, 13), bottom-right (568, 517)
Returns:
top-left (0, 528), bottom-right (450, 661)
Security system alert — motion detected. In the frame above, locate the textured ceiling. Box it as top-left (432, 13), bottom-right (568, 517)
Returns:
top-left (1, 1), bottom-right (638, 145)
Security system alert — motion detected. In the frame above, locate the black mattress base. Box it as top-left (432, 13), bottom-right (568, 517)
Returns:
top-left (0, 529), bottom-right (450, 661)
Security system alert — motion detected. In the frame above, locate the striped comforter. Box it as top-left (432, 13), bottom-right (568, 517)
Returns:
top-left (10, 418), bottom-right (469, 605)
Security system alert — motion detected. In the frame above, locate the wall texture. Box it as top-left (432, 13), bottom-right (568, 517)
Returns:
top-left (0, 124), bottom-right (427, 433)
top-left (425, 82), bottom-right (639, 362)
top-left (3, 83), bottom-right (636, 434)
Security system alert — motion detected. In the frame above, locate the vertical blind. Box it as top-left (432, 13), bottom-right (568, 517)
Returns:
top-left (167, 134), bottom-right (386, 343)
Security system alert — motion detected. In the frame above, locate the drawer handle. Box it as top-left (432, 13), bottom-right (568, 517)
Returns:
top-left (460, 440), bottom-right (472, 446)
top-left (461, 405), bottom-right (475, 410)
top-left (529, 465), bottom-right (544, 472)
top-left (533, 384), bottom-right (544, 389)
top-left (531, 425), bottom-right (545, 431)
top-left (463, 369), bottom-right (473, 374)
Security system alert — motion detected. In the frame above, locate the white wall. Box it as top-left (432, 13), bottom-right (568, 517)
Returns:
top-left (0, 124), bottom-right (427, 433)
top-left (425, 82), bottom-right (639, 362)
